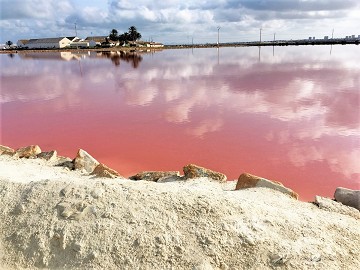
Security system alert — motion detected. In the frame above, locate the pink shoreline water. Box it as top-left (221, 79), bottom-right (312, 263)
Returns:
top-left (1, 47), bottom-right (359, 201)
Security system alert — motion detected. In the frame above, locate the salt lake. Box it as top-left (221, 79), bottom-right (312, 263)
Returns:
top-left (1, 45), bottom-right (359, 200)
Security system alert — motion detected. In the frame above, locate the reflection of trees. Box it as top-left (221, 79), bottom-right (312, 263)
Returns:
top-left (99, 51), bottom-right (143, 68)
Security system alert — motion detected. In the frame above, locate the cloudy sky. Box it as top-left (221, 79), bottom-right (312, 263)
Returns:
top-left (1, 0), bottom-right (360, 44)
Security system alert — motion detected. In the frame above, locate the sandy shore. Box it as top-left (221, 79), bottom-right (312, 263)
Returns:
top-left (0, 153), bottom-right (359, 269)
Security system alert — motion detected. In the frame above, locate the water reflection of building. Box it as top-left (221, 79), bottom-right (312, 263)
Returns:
top-left (18, 51), bottom-right (93, 61)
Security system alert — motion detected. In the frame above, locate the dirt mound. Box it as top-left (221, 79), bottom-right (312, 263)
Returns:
top-left (0, 156), bottom-right (359, 269)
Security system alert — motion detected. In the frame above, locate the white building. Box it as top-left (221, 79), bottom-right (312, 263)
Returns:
top-left (85, 36), bottom-right (108, 47)
top-left (146, 42), bottom-right (164, 48)
top-left (68, 41), bottom-right (90, 48)
top-left (17, 39), bottom-right (29, 48)
top-left (26, 37), bottom-right (72, 49)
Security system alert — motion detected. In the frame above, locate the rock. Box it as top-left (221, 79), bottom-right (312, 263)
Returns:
top-left (15, 145), bottom-right (41, 158)
top-left (37, 150), bottom-right (57, 161)
top-left (130, 171), bottom-right (180, 182)
top-left (56, 160), bottom-right (75, 170)
top-left (91, 163), bottom-right (122, 178)
top-left (0, 145), bottom-right (15, 155)
top-left (157, 175), bottom-right (184, 183)
top-left (74, 149), bottom-right (99, 173)
top-left (235, 173), bottom-right (298, 199)
top-left (334, 187), bottom-right (360, 211)
top-left (55, 156), bottom-right (74, 170)
top-left (314, 196), bottom-right (360, 220)
top-left (183, 164), bottom-right (227, 183)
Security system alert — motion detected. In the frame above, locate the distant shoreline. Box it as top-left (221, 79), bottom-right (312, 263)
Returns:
top-left (1, 40), bottom-right (359, 54)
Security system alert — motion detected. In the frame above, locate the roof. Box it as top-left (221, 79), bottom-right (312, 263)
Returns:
top-left (18, 39), bottom-right (30, 44)
top-left (85, 36), bottom-right (108, 42)
top-left (27, 37), bottom-right (70, 44)
top-left (66, 36), bottom-right (77, 41)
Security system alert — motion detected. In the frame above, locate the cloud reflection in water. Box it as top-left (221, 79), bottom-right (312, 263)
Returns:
top-left (1, 46), bottom-right (359, 200)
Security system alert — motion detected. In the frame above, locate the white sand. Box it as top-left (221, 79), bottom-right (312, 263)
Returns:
top-left (0, 155), bottom-right (359, 270)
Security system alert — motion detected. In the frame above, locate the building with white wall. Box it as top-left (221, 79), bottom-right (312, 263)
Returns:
top-left (26, 37), bottom-right (71, 49)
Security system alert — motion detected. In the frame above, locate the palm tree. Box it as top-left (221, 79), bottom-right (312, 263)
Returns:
top-left (109, 29), bottom-right (118, 41)
top-left (119, 32), bottom-right (130, 45)
top-left (128, 26), bottom-right (141, 41)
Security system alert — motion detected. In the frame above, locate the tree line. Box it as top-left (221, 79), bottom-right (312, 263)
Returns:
top-left (109, 26), bottom-right (142, 45)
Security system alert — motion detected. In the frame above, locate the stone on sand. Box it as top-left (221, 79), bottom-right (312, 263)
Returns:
top-left (74, 149), bottom-right (100, 173)
top-left (130, 171), bottom-right (181, 182)
top-left (183, 164), bottom-right (227, 183)
top-left (91, 163), bottom-right (122, 179)
top-left (37, 150), bottom-right (57, 161)
top-left (0, 145), bottom-right (15, 156)
top-left (235, 172), bottom-right (298, 199)
top-left (15, 145), bottom-right (42, 158)
top-left (334, 187), bottom-right (360, 211)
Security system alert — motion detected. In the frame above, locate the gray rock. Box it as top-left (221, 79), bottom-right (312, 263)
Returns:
top-left (37, 150), bottom-right (57, 161)
top-left (130, 171), bottom-right (180, 182)
top-left (157, 175), bottom-right (184, 183)
top-left (334, 187), bottom-right (360, 211)
top-left (56, 160), bottom-right (75, 170)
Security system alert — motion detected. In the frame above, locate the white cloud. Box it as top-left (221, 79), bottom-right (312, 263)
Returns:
top-left (1, 0), bottom-right (360, 43)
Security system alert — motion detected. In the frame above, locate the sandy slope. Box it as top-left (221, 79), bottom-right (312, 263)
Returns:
top-left (0, 155), bottom-right (359, 270)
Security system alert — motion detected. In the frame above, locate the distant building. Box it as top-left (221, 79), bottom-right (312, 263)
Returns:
top-left (17, 39), bottom-right (29, 48)
top-left (85, 36), bottom-right (108, 47)
top-left (324, 36), bottom-right (328, 40)
top-left (0, 44), bottom-right (7, 50)
top-left (129, 41), bottom-right (164, 48)
top-left (68, 40), bottom-right (90, 48)
top-left (26, 37), bottom-right (72, 49)
top-left (146, 42), bottom-right (164, 48)
top-left (66, 36), bottom-right (79, 42)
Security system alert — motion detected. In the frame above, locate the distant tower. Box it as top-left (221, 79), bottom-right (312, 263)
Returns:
top-left (74, 22), bottom-right (78, 36)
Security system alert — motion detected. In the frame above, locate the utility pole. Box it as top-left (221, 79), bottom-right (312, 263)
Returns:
top-left (273, 33), bottom-right (276, 42)
top-left (331, 28), bottom-right (334, 39)
top-left (74, 23), bottom-right (78, 36)
top-left (259, 28), bottom-right (262, 43)
top-left (217, 26), bottom-right (221, 46)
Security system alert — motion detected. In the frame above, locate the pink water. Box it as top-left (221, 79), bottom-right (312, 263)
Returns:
top-left (1, 46), bottom-right (359, 200)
